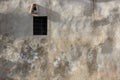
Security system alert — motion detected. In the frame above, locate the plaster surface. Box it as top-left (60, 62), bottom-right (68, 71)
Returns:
top-left (0, 0), bottom-right (120, 80)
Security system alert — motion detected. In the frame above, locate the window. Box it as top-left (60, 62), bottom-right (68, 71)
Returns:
top-left (33, 16), bottom-right (47, 35)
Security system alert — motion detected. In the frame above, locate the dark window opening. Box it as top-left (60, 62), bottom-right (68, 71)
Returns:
top-left (33, 16), bottom-right (47, 35)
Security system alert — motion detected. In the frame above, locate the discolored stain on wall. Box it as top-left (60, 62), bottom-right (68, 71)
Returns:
top-left (101, 37), bottom-right (113, 54)
top-left (87, 48), bottom-right (97, 75)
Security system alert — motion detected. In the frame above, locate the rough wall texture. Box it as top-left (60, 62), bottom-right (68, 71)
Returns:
top-left (0, 0), bottom-right (120, 80)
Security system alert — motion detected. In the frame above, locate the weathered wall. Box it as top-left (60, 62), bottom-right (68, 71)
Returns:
top-left (0, 0), bottom-right (120, 80)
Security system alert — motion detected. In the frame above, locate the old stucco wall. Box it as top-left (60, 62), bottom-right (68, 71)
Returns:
top-left (0, 0), bottom-right (120, 80)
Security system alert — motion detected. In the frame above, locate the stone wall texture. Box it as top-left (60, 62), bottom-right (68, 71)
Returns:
top-left (0, 0), bottom-right (120, 80)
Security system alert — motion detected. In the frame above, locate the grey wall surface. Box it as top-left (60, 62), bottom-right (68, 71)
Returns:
top-left (0, 0), bottom-right (120, 80)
